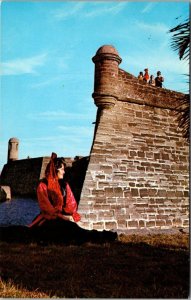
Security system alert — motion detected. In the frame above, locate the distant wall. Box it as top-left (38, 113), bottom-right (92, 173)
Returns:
top-left (0, 158), bottom-right (44, 197)
top-left (0, 156), bottom-right (89, 200)
top-left (78, 45), bottom-right (189, 232)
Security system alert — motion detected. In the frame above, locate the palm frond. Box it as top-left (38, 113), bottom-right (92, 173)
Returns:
top-left (169, 19), bottom-right (190, 60)
top-left (175, 94), bottom-right (190, 142)
top-left (169, 19), bottom-right (190, 141)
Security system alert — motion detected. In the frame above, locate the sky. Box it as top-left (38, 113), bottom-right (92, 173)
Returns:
top-left (0, 1), bottom-right (189, 171)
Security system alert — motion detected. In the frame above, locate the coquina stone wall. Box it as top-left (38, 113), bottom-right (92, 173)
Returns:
top-left (78, 45), bottom-right (189, 232)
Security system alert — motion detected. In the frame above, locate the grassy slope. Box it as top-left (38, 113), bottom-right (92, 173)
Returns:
top-left (0, 233), bottom-right (189, 298)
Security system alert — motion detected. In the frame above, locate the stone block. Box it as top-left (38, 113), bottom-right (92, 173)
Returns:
top-left (139, 220), bottom-right (145, 228)
top-left (172, 218), bottom-right (183, 226)
top-left (93, 222), bottom-right (105, 230)
top-left (117, 220), bottom-right (127, 228)
top-left (183, 220), bottom-right (189, 226)
top-left (92, 189), bottom-right (105, 197)
top-left (165, 220), bottom-right (172, 226)
top-left (131, 188), bottom-right (139, 196)
top-left (137, 151), bottom-right (145, 158)
top-left (157, 190), bottom-right (167, 197)
top-left (100, 165), bottom-right (113, 174)
top-left (98, 210), bottom-right (114, 219)
top-left (105, 222), bottom-right (117, 230)
top-left (89, 213), bottom-right (98, 221)
top-left (105, 187), bottom-right (114, 197)
top-left (146, 221), bottom-right (156, 227)
top-left (113, 187), bottom-right (123, 197)
top-left (128, 220), bottom-right (138, 228)
top-left (0, 186), bottom-right (11, 201)
top-left (156, 220), bottom-right (166, 227)
top-left (140, 189), bottom-right (149, 197)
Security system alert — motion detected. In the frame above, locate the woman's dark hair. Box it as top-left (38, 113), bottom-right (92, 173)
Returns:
top-left (53, 157), bottom-right (66, 171)
top-left (45, 155), bottom-right (66, 178)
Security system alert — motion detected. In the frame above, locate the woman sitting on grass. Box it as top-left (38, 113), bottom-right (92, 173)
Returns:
top-left (27, 152), bottom-right (117, 244)
top-left (28, 152), bottom-right (81, 227)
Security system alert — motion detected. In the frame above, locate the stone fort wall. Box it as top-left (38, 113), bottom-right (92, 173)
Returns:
top-left (78, 45), bottom-right (189, 232)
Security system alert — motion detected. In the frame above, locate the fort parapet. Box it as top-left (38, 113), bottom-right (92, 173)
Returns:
top-left (78, 45), bottom-right (189, 232)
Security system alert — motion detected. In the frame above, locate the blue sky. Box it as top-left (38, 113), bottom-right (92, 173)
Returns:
top-left (0, 1), bottom-right (189, 171)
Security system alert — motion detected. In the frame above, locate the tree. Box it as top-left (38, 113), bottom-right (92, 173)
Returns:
top-left (169, 19), bottom-right (189, 61)
top-left (169, 19), bottom-right (190, 141)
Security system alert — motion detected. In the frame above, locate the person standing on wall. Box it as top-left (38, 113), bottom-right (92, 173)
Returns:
top-left (149, 75), bottom-right (155, 86)
top-left (138, 71), bottom-right (144, 80)
top-left (155, 71), bottom-right (164, 87)
top-left (143, 68), bottom-right (150, 83)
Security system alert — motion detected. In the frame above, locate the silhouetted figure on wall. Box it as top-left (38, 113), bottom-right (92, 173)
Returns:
top-left (155, 71), bottom-right (164, 88)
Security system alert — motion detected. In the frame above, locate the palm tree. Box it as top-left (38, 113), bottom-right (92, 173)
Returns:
top-left (169, 19), bottom-right (189, 61)
top-left (169, 19), bottom-right (190, 141)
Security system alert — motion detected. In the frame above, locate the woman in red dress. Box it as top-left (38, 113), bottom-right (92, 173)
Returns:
top-left (29, 152), bottom-right (81, 228)
top-left (0, 153), bottom-right (117, 244)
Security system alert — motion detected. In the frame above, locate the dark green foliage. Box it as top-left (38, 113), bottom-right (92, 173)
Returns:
top-left (169, 19), bottom-right (190, 141)
top-left (169, 19), bottom-right (190, 61)
top-left (175, 93), bottom-right (190, 141)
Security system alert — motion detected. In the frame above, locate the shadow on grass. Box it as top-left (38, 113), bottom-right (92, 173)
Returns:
top-left (0, 226), bottom-right (189, 298)
top-left (0, 220), bottom-right (117, 245)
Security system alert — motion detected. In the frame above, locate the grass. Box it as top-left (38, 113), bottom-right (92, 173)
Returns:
top-left (0, 278), bottom-right (50, 298)
top-left (0, 233), bottom-right (189, 298)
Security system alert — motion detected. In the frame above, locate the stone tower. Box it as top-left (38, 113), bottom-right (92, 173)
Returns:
top-left (7, 137), bottom-right (19, 162)
top-left (92, 45), bottom-right (122, 109)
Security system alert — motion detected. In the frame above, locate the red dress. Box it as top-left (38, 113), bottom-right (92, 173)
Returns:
top-left (28, 181), bottom-right (81, 227)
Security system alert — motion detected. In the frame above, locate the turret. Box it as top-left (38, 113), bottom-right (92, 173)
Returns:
top-left (92, 45), bottom-right (122, 109)
top-left (7, 137), bottom-right (19, 163)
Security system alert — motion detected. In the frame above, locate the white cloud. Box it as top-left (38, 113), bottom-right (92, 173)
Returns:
top-left (53, 2), bottom-right (85, 20)
top-left (30, 75), bottom-right (64, 89)
top-left (27, 110), bottom-right (94, 121)
top-left (135, 21), bottom-right (169, 34)
top-left (141, 3), bottom-right (157, 14)
top-left (0, 54), bottom-right (47, 76)
top-left (53, 2), bottom-right (127, 20)
top-left (84, 2), bottom-right (127, 18)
